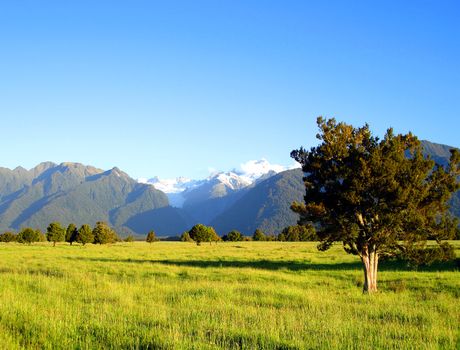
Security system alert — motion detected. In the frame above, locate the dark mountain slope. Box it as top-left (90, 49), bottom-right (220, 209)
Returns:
top-left (0, 163), bottom-right (169, 233)
top-left (211, 169), bottom-right (304, 235)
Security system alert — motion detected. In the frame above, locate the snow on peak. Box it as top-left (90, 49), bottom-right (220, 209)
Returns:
top-left (138, 158), bottom-right (299, 196)
top-left (141, 176), bottom-right (198, 194)
top-left (236, 158), bottom-right (299, 183)
top-left (214, 172), bottom-right (251, 190)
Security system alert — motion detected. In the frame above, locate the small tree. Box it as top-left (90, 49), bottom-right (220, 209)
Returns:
top-left (77, 224), bottom-right (94, 245)
top-left (46, 222), bottom-right (65, 246)
top-left (93, 222), bottom-right (118, 244)
top-left (180, 231), bottom-right (193, 242)
top-left (252, 229), bottom-right (266, 241)
top-left (65, 223), bottom-right (78, 245)
top-left (0, 231), bottom-right (17, 242)
top-left (291, 117), bottom-right (460, 293)
top-left (188, 224), bottom-right (220, 245)
top-left (17, 228), bottom-right (40, 244)
top-left (225, 230), bottom-right (243, 242)
top-left (146, 230), bottom-right (158, 243)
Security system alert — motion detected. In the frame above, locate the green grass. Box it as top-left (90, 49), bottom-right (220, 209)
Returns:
top-left (0, 242), bottom-right (459, 349)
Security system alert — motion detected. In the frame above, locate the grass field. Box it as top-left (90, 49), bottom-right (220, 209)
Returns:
top-left (0, 241), bottom-right (458, 349)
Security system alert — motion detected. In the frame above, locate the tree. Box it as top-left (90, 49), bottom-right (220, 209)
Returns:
top-left (180, 231), bottom-right (193, 242)
top-left (36, 229), bottom-right (46, 242)
top-left (291, 117), bottom-right (460, 293)
top-left (146, 230), bottom-right (158, 243)
top-left (0, 231), bottom-right (16, 242)
top-left (65, 223), bottom-right (78, 245)
top-left (77, 224), bottom-right (94, 245)
top-left (225, 230), bottom-right (243, 242)
top-left (281, 225), bottom-right (317, 241)
top-left (46, 222), bottom-right (65, 246)
top-left (17, 228), bottom-right (41, 244)
top-left (252, 229), bottom-right (266, 241)
top-left (188, 224), bottom-right (220, 245)
top-left (93, 222), bottom-right (118, 244)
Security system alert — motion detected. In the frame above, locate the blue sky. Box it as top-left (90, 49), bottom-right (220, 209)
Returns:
top-left (0, 1), bottom-right (458, 179)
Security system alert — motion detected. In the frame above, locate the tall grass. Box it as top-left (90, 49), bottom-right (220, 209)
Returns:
top-left (0, 242), bottom-right (458, 349)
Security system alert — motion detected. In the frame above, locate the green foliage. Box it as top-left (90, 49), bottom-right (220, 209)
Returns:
top-left (93, 222), bottom-right (118, 244)
top-left (46, 222), bottom-right (66, 246)
top-left (17, 227), bottom-right (41, 244)
top-left (180, 231), bottom-right (193, 242)
top-left (252, 229), bottom-right (266, 241)
top-left (188, 224), bottom-right (220, 245)
top-left (291, 117), bottom-right (460, 292)
top-left (65, 223), bottom-right (78, 245)
top-left (281, 224), bottom-right (317, 241)
top-left (224, 230), bottom-right (243, 242)
top-left (37, 230), bottom-right (46, 242)
top-left (0, 231), bottom-right (16, 242)
top-left (77, 224), bottom-right (94, 245)
top-left (146, 230), bottom-right (158, 243)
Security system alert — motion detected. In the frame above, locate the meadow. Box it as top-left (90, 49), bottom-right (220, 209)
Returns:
top-left (0, 241), bottom-right (458, 349)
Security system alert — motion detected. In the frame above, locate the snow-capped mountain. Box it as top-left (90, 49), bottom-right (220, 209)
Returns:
top-left (139, 159), bottom-right (299, 208)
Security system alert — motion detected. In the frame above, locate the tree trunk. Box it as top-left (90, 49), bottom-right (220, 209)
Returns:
top-left (361, 245), bottom-right (379, 293)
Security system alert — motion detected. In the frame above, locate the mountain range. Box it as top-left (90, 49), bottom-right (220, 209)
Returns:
top-left (0, 141), bottom-right (458, 237)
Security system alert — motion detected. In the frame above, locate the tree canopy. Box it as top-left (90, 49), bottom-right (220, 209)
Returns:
top-left (65, 223), bottom-right (78, 245)
top-left (188, 224), bottom-right (220, 245)
top-left (146, 230), bottom-right (158, 243)
top-left (291, 117), bottom-right (460, 293)
top-left (77, 224), bottom-right (94, 245)
top-left (224, 230), bottom-right (243, 242)
top-left (46, 222), bottom-right (66, 246)
top-left (93, 222), bottom-right (118, 244)
top-left (17, 228), bottom-right (42, 244)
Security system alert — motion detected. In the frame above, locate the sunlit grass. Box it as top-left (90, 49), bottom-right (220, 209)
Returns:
top-left (0, 242), bottom-right (458, 349)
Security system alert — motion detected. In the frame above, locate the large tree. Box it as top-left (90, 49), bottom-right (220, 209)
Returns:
top-left (291, 117), bottom-right (459, 293)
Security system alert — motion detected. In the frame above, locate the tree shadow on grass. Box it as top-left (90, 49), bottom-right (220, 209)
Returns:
top-left (65, 256), bottom-right (460, 272)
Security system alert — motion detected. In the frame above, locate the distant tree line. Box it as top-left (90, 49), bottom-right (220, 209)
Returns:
top-left (0, 221), bottom-right (120, 245)
top-left (176, 224), bottom-right (319, 243)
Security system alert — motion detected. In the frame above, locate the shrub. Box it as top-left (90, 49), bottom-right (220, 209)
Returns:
top-left (0, 231), bottom-right (17, 242)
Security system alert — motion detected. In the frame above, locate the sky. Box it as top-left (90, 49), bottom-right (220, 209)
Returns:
top-left (0, 0), bottom-right (459, 179)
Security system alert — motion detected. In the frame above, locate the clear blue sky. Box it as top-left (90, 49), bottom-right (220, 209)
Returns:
top-left (0, 1), bottom-right (458, 179)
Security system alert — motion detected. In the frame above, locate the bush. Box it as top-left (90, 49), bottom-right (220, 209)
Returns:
top-left (0, 231), bottom-right (17, 242)
top-left (252, 229), bottom-right (266, 241)
top-left (17, 228), bottom-right (41, 244)
top-left (224, 230), bottom-right (243, 242)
